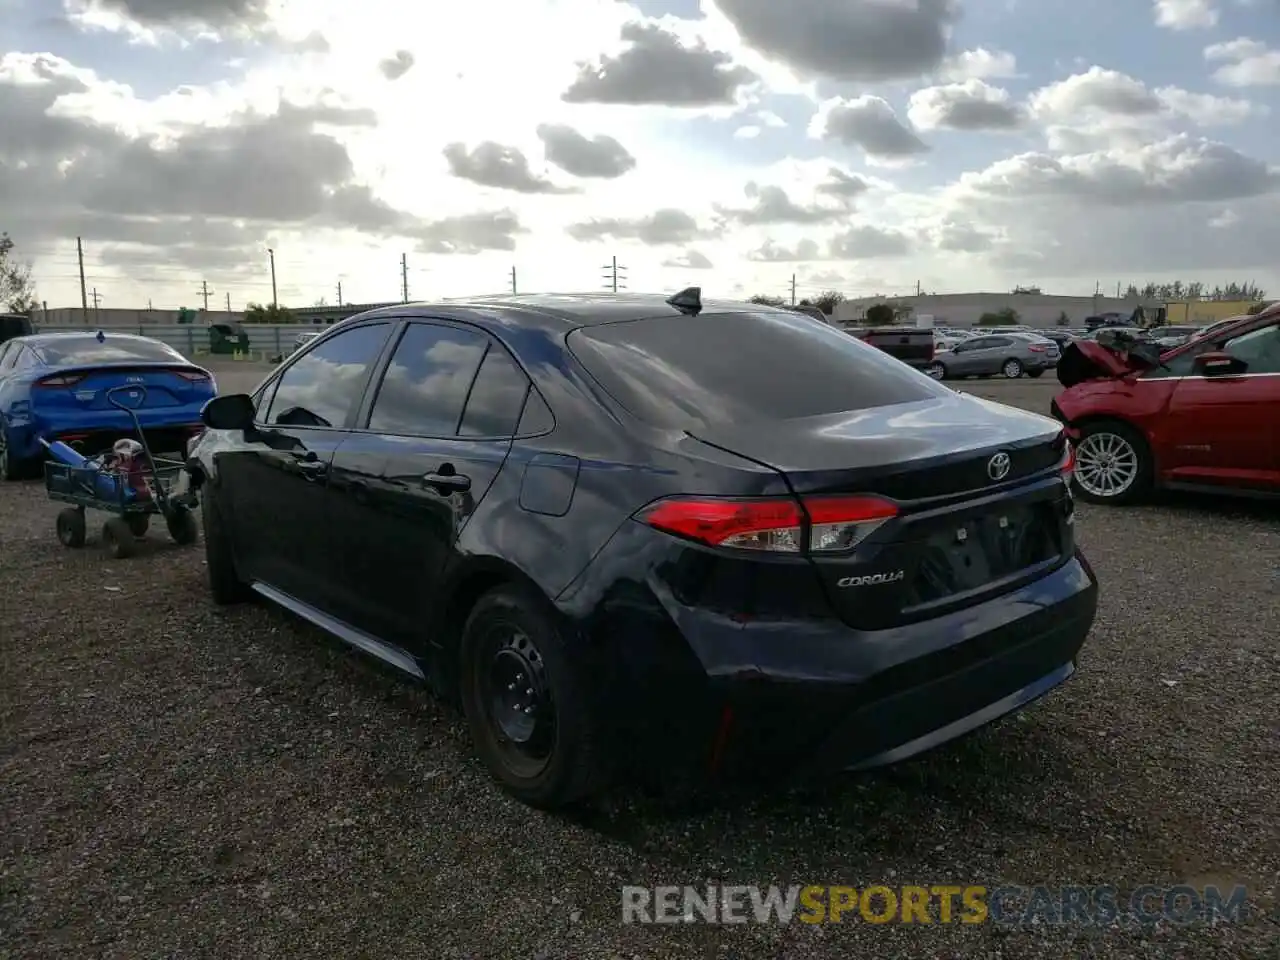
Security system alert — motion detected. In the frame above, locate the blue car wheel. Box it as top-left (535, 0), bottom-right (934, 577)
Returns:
top-left (0, 425), bottom-right (24, 482)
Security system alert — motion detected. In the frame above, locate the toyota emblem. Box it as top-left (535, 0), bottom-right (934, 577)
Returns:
top-left (987, 452), bottom-right (1011, 481)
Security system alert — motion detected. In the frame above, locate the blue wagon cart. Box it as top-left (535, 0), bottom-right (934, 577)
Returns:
top-left (42, 385), bottom-right (200, 559)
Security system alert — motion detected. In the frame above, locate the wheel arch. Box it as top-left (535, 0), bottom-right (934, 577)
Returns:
top-left (431, 557), bottom-right (563, 700)
top-left (1067, 414), bottom-right (1161, 484)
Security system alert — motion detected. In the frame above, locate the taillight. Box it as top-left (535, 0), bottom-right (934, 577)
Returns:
top-left (1060, 444), bottom-right (1075, 479)
top-left (35, 374), bottom-right (86, 388)
top-left (637, 495), bottom-right (898, 553)
top-left (1027, 344), bottom-right (1047, 353)
top-left (804, 495), bottom-right (899, 552)
top-left (176, 370), bottom-right (211, 381)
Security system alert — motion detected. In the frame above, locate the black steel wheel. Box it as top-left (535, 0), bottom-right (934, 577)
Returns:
top-left (459, 586), bottom-right (607, 808)
top-left (102, 517), bottom-right (136, 559)
top-left (56, 508), bottom-right (86, 548)
top-left (166, 506), bottom-right (199, 546)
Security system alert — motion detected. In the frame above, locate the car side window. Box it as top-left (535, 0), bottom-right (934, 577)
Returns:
top-left (1224, 323), bottom-right (1280, 373)
top-left (263, 322), bottom-right (391, 428)
top-left (365, 322), bottom-right (489, 437)
top-left (11, 347), bottom-right (36, 370)
top-left (987, 337), bottom-right (1012, 348)
top-left (963, 338), bottom-right (988, 351)
top-left (459, 344), bottom-right (531, 438)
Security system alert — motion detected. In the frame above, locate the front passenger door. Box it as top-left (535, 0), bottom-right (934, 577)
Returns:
top-left (1162, 320), bottom-right (1280, 487)
top-left (949, 337), bottom-right (989, 376)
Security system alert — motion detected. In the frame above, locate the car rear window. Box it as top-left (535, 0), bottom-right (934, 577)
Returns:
top-left (566, 310), bottom-right (945, 430)
top-left (35, 336), bottom-right (183, 365)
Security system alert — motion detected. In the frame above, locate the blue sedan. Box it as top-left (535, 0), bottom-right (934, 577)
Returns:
top-left (0, 331), bottom-right (217, 481)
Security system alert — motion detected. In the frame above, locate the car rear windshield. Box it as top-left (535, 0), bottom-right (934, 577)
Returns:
top-left (567, 310), bottom-right (945, 430)
top-left (35, 337), bottom-right (183, 365)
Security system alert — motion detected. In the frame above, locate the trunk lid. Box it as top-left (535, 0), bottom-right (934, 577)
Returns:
top-left (689, 393), bottom-right (1073, 630)
top-left (33, 363), bottom-right (214, 411)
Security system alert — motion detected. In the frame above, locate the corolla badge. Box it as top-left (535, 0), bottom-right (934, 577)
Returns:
top-left (837, 571), bottom-right (904, 588)
top-left (987, 452), bottom-right (1011, 481)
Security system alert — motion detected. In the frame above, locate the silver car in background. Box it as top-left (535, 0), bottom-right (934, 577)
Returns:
top-left (926, 331), bottom-right (1060, 380)
top-left (292, 330), bottom-right (321, 353)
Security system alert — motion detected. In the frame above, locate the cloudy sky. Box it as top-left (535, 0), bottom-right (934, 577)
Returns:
top-left (3, 0), bottom-right (1279, 311)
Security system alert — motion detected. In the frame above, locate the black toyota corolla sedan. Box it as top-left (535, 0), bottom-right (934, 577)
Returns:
top-left (187, 289), bottom-right (1097, 808)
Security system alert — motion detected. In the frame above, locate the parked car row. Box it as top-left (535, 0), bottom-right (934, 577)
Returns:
top-left (926, 331), bottom-right (1061, 380)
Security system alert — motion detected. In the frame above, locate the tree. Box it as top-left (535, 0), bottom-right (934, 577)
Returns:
top-left (1247, 301), bottom-right (1275, 315)
top-left (865, 303), bottom-right (895, 325)
top-left (811, 290), bottom-right (846, 315)
top-left (1056, 310), bottom-right (1070, 326)
top-left (1012, 285), bottom-right (1042, 295)
top-left (1124, 281), bottom-right (1266, 302)
top-left (244, 301), bottom-right (295, 322)
top-left (748, 294), bottom-right (786, 307)
top-left (979, 307), bottom-right (1020, 325)
top-left (0, 233), bottom-right (37, 313)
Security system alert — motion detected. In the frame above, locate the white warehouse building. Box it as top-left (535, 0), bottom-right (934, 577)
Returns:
top-left (833, 293), bottom-right (1164, 328)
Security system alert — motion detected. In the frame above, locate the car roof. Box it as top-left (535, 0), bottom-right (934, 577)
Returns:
top-left (349, 292), bottom-right (763, 334)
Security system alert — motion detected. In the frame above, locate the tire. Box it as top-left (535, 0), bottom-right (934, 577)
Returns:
top-left (102, 517), bottom-right (136, 559)
top-left (125, 514), bottom-right (150, 537)
top-left (166, 506), bottom-right (199, 546)
top-left (56, 508), bottom-right (86, 548)
top-left (1027, 369), bottom-right (1044, 379)
top-left (1071, 420), bottom-right (1153, 506)
top-left (459, 586), bottom-right (607, 808)
top-left (202, 490), bottom-right (250, 604)
top-left (0, 429), bottom-right (26, 482)
top-left (1002, 358), bottom-right (1024, 379)
top-left (926, 361), bottom-right (947, 380)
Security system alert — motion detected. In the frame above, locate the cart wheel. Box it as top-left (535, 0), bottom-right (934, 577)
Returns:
top-left (56, 508), bottom-right (86, 548)
top-left (166, 507), bottom-right (199, 546)
top-left (102, 518), bottom-right (136, 559)
top-left (125, 514), bottom-right (150, 538)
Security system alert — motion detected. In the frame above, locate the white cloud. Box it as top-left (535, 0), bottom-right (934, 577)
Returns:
top-left (1153, 0), bottom-right (1219, 30)
top-left (5, 0), bottom-right (1279, 308)
top-left (1205, 37), bottom-right (1280, 86)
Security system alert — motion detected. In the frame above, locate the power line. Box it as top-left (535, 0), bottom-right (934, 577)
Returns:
top-left (602, 255), bottom-right (626, 293)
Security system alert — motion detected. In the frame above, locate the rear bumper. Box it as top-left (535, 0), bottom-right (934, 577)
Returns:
top-left (601, 549), bottom-right (1097, 784)
top-left (11, 414), bottom-right (205, 459)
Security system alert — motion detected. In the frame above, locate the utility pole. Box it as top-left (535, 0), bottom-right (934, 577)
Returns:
top-left (225, 291), bottom-right (231, 312)
top-left (336, 280), bottom-right (343, 305)
top-left (602, 255), bottom-right (626, 293)
top-left (510, 265), bottom-right (517, 295)
top-left (267, 247), bottom-right (278, 308)
top-left (790, 274), bottom-right (797, 305)
top-left (401, 253), bottom-right (409, 302)
top-left (916, 279), bottom-right (922, 296)
top-left (89, 288), bottom-right (102, 323)
top-left (76, 236), bottom-right (88, 324)
top-left (199, 280), bottom-right (212, 311)
top-left (1092, 280), bottom-right (1100, 315)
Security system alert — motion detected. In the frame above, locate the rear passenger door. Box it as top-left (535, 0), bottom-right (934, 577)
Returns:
top-left (327, 320), bottom-right (532, 653)
top-left (948, 337), bottom-right (990, 376)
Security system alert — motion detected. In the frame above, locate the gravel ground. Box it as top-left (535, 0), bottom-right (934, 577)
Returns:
top-left (2, 374), bottom-right (1278, 959)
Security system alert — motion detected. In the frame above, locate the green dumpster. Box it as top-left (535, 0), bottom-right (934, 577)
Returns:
top-left (208, 322), bottom-right (251, 355)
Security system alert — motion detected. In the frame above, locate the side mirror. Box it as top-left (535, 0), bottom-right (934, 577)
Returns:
top-left (201, 393), bottom-right (256, 430)
top-left (1193, 351), bottom-right (1247, 376)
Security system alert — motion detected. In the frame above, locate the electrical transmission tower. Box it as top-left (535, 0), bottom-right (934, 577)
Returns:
top-left (602, 256), bottom-right (627, 293)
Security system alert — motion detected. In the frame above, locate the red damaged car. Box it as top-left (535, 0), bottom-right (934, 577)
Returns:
top-left (1051, 302), bottom-right (1280, 504)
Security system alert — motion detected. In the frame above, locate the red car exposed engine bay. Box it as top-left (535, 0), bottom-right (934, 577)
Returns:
top-left (1051, 303), bottom-right (1280, 505)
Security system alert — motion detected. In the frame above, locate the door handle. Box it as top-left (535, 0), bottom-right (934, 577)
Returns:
top-left (422, 471), bottom-right (471, 493)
